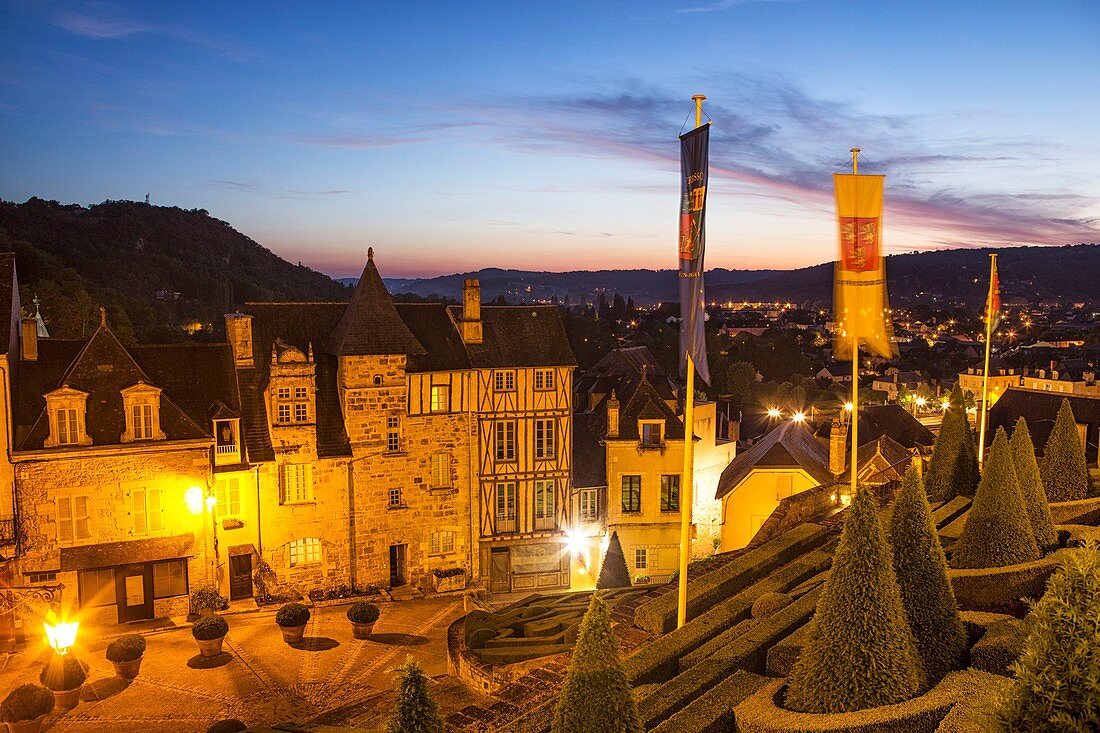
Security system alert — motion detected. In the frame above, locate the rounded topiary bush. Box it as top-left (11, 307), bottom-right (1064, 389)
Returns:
top-left (597, 531), bottom-right (631, 589)
top-left (191, 586), bottom-right (227, 614)
top-left (192, 615), bottom-right (229, 640)
top-left (751, 592), bottom-right (791, 619)
top-left (888, 467), bottom-right (967, 685)
top-left (106, 634), bottom-right (146, 663)
top-left (275, 602), bottom-right (310, 628)
top-left (39, 653), bottom-right (88, 691)
top-left (1010, 417), bottom-right (1059, 550)
top-left (347, 602), bottom-right (380, 624)
top-left (997, 542), bottom-right (1100, 730)
top-left (785, 486), bottom-right (925, 713)
top-left (952, 428), bottom-right (1041, 569)
top-left (1, 684), bottom-right (54, 723)
top-left (1040, 398), bottom-right (1093, 502)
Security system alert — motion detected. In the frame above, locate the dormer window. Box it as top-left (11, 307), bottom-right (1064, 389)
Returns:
top-left (44, 386), bottom-right (91, 448)
top-left (640, 421), bottom-right (664, 447)
top-left (214, 418), bottom-right (241, 465)
top-left (121, 383), bottom-right (165, 443)
top-left (274, 385), bottom-right (311, 425)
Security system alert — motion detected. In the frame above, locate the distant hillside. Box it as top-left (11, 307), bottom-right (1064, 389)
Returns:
top-left (0, 198), bottom-right (349, 342)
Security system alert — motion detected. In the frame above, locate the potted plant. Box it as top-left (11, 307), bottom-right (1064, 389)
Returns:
top-left (192, 616), bottom-right (229, 657)
top-left (1, 684), bottom-right (54, 733)
top-left (431, 567), bottom-right (466, 593)
top-left (275, 602), bottom-right (311, 644)
top-left (190, 586), bottom-right (227, 618)
top-left (105, 634), bottom-right (146, 680)
top-left (347, 602), bottom-right (380, 639)
top-left (38, 653), bottom-right (87, 711)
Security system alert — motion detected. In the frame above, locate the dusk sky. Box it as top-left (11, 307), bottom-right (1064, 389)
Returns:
top-left (2, 1), bottom-right (1098, 279)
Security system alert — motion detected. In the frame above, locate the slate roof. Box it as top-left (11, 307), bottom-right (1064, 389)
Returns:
top-left (715, 421), bottom-right (834, 500)
top-left (60, 533), bottom-right (195, 571)
top-left (986, 388), bottom-right (1100, 465)
top-left (574, 347), bottom-right (685, 444)
top-left (841, 434), bottom-right (914, 483)
top-left (327, 251), bottom-right (425, 357)
top-left (572, 412), bottom-right (607, 489)
top-left (813, 404), bottom-right (934, 451)
top-left (450, 306), bottom-right (576, 369)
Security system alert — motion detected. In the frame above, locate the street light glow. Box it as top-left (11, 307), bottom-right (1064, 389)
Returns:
top-left (843, 402), bottom-right (854, 412)
top-left (767, 407), bottom-right (782, 418)
top-left (914, 397), bottom-right (927, 407)
top-left (791, 411), bottom-right (806, 423)
top-left (185, 486), bottom-right (204, 515)
top-left (44, 619), bottom-right (79, 655)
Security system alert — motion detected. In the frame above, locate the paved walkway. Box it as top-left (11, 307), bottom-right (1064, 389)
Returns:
top-left (0, 598), bottom-right (476, 732)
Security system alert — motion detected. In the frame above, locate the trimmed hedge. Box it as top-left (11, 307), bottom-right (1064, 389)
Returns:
top-left (39, 653), bottom-right (88, 691)
top-left (968, 618), bottom-right (1025, 676)
top-left (385, 658), bottom-right (444, 733)
top-left (681, 618), bottom-right (757, 672)
top-left (106, 634), bottom-right (146, 663)
top-left (1048, 495), bottom-right (1100, 525)
top-left (752, 592), bottom-right (792, 619)
top-left (0, 684), bottom-right (54, 723)
top-left (766, 624), bottom-right (808, 677)
top-left (930, 496), bottom-right (971, 529)
top-left (1010, 417), bottom-right (1059, 549)
top-left (949, 551), bottom-right (1067, 612)
top-left (633, 523), bottom-right (827, 634)
top-left (1039, 398), bottom-right (1093, 502)
top-left (650, 670), bottom-right (770, 733)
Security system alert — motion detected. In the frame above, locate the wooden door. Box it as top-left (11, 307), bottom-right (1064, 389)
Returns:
top-left (229, 555), bottom-right (253, 600)
top-left (490, 548), bottom-right (510, 592)
top-left (116, 564), bottom-right (154, 623)
top-left (389, 544), bottom-right (407, 587)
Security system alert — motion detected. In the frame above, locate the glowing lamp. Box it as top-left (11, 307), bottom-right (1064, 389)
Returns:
top-left (45, 620), bottom-right (79, 655)
top-left (843, 402), bottom-right (854, 412)
top-left (563, 531), bottom-right (586, 555)
top-left (914, 397), bottom-right (927, 407)
top-left (767, 408), bottom-right (782, 419)
top-left (941, 400), bottom-right (951, 410)
top-left (206, 496), bottom-right (217, 509)
top-left (185, 486), bottom-right (205, 515)
top-left (791, 411), bottom-right (806, 423)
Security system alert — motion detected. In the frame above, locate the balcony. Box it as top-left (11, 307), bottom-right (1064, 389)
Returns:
top-left (533, 516), bottom-right (556, 532)
top-left (0, 518), bottom-right (15, 545)
top-left (214, 442), bottom-right (241, 466)
top-left (495, 517), bottom-right (517, 534)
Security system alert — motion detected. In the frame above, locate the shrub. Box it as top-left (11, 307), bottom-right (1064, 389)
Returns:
top-left (192, 615), bottom-right (229, 640)
top-left (952, 428), bottom-right (1041, 569)
top-left (996, 542), bottom-right (1100, 730)
top-left (385, 657), bottom-right (444, 733)
top-left (1010, 417), bottom-right (1059, 549)
top-left (888, 467), bottom-right (967, 685)
top-left (751, 592), bottom-right (791, 619)
top-left (1040, 398), bottom-right (1093, 502)
top-left (1, 684), bottom-right (54, 722)
top-left (431, 567), bottom-right (465, 578)
top-left (924, 391), bottom-right (979, 501)
top-left (106, 634), bottom-right (146, 663)
top-left (275, 601), bottom-right (310, 627)
top-left (553, 594), bottom-right (641, 733)
top-left (784, 487), bottom-right (924, 713)
top-left (597, 531), bottom-right (631, 589)
top-left (39, 653), bottom-right (88, 691)
top-left (191, 586), bottom-right (227, 613)
top-left (347, 602), bottom-right (380, 624)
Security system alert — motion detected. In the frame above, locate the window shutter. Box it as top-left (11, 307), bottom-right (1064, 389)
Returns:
top-left (132, 489), bottom-right (146, 534)
top-left (149, 489), bottom-right (162, 531)
top-left (74, 495), bottom-right (89, 540)
top-left (57, 497), bottom-right (72, 543)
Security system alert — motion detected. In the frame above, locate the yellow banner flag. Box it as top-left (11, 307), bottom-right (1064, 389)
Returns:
top-left (833, 173), bottom-right (897, 360)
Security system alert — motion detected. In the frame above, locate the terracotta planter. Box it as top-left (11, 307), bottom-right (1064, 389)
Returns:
top-left (196, 635), bottom-right (225, 657)
top-left (280, 624), bottom-right (306, 644)
top-left (351, 621), bottom-right (375, 640)
top-left (112, 656), bottom-right (143, 680)
top-left (52, 686), bottom-right (81, 710)
top-left (5, 714), bottom-right (47, 733)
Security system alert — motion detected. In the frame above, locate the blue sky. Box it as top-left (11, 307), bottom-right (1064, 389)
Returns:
top-left (2, 1), bottom-right (1098, 278)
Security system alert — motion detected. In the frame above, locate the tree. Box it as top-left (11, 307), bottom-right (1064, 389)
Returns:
top-left (888, 468), bottom-right (967, 685)
top-left (997, 543), bottom-right (1100, 730)
top-left (1039, 398), bottom-right (1092, 502)
top-left (552, 594), bottom-right (641, 733)
top-left (952, 428), bottom-right (1041, 569)
top-left (385, 658), bottom-right (444, 733)
top-left (924, 393), bottom-right (979, 502)
top-left (785, 487), bottom-right (924, 713)
top-left (724, 360), bottom-right (758, 403)
top-left (596, 532), bottom-right (631, 589)
top-left (1010, 417), bottom-right (1059, 549)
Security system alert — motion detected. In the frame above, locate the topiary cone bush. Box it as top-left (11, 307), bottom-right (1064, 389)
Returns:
top-left (596, 531), bottom-right (631, 589)
top-left (785, 486), bottom-right (925, 713)
top-left (997, 542), bottom-right (1100, 730)
top-left (552, 593), bottom-right (641, 733)
top-left (1, 684), bottom-right (54, 723)
top-left (952, 428), bottom-right (1041, 569)
top-left (385, 656), bottom-right (444, 733)
top-left (1010, 417), bottom-right (1059, 550)
top-left (1039, 398), bottom-right (1092, 502)
top-left (923, 389), bottom-right (979, 501)
top-left (39, 653), bottom-right (88, 692)
top-left (275, 602), bottom-right (311, 627)
top-left (888, 467), bottom-right (967, 686)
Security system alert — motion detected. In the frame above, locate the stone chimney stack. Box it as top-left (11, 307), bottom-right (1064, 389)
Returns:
top-left (607, 390), bottom-right (620, 438)
top-left (829, 419), bottom-right (846, 476)
top-left (20, 318), bottom-right (37, 361)
top-left (459, 279), bottom-right (483, 345)
top-left (225, 313), bottom-right (254, 368)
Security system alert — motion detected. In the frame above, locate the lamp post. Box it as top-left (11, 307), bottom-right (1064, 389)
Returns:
top-left (186, 486), bottom-right (218, 587)
top-left (44, 618), bottom-right (79, 655)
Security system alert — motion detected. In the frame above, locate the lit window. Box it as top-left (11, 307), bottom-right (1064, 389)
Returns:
top-left (534, 369), bottom-right (554, 391)
top-left (660, 475), bottom-right (680, 512)
top-left (153, 559), bottom-right (188, 598)
top-left (621, 475), bottom-right (641, 513)
top-left (57, 495), bottom-right (90, 543)
top-left (289, 538), bottom-right (322, 567)
top-left (493, 370), bottom-right (515, 392)
top-left (534, 480), bottom-right (555, 520)
top-left (429, 530), bottom-right (455, 555)
top-left (430, 385), bottom-right (449, 412)
top-left (634, 548), bottom-right (648, 570)
top-left (579, 489), bottom-right (599, 521)
top-left (56, 408), bottom-right (79, 445)
top-left (386, 415), bottom-right (401, 452)
top-left (388, 487), bottom-right (402, 508)
top-left (131, 488), bottom-right (163, 534)
top-left (216, 477), bottom-right (241, 516)
top-left (78, 568), bottom-right (115, 607)
top-left (534, 418), bottom-right (555, 459)
top-left (280, 463), bottom-right (313, 504)
top-left (495, 420), bottom-right (517, 461)
top-left (430, 452), bottom-right (450, 488)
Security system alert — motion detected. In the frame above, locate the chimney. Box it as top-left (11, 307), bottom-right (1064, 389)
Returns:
top-left (20, 318), bottom-right (37, 361)
top-left (224, 313), bottom-right (254, 368)
top-left (607, 390), bottom-right (620, 438)
top-left (459, 279), bottom-right (483, 344)
top-left (829, 419), bottom-right (846, 476)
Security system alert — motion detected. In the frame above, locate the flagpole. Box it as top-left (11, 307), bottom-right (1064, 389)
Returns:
top-left (977, 252), bottom-right (997, 468)
top-left (677, 94), bottom-right (705, 630)
top-left (848, 148), bottom-right (861, 499)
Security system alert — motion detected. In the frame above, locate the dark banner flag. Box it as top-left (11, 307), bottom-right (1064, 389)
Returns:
top-left (678, 124), bottom-right (711, 385)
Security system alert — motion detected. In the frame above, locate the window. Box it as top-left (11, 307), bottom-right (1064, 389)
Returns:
top-left (641, 422), bottom-right (663, 447)
top-left (294, 387), bottom-right (308, 400)
top-left (289, 537), bottom-right (322, 567)
top-left (27, 572), bottom-right (57, 584)
top-left (79, 568), bottom-right (115, 607)
top-left (430, 452), bottom-right (451, 488)
top-left (294, 402), bottom-right (309, 423)
top-left (56, 408), bottom-right (80, 445)
top-left (277, 387), bottom-right (291, 400)
top-left (579, 489), bottom-right (599, 521)
top-left (388, 487), bottom-right (402, 508)
top-left (534, 419), bottom-right (555, 459)
top-left (634, 548), bottom-right (648, 570)
top-left (534, 369), bottom-right (554, 391)
top-left (280, 463), bottom-right (313, 504)
top-left (496, 482), bottom-right (517, 530)
top-left (131, 488), bottom-right (163, 534)
top-left (429, 530), bottom-right (455, 555)
top-left (495, 420), bottom-right (517, 461)
top-left (386, 415), bottom-right (402, 452)
top-left (121, 384), bottom-right (163, 443)
top-left (131, 403), bottom-right (154, 440)
top-left (534, 480), bottom-right (555, 527)
top-left (275, 386), bottom-right (309, 424)
top-left (277, 404), bottom-right (292, 423)
top-left (493, 370), bottom-right (515, 392)
top-left (621, 475), bottom-right (642, 513)
top-left (660, 475), bottom-right (680, 512)
top-left (57, 495), bottom-right (90, 543)
top-left (45, 386), bottom-right (89, 448)
top-left (153, 559), bottom-right (188, 599)
top-left (216, 477), bottom-right (241, 516)
top-left (430, 385), bottom-right (449, 412)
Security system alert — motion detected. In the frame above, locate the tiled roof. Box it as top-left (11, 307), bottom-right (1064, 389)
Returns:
top-left (987, 388), bottom-right (1100, 465)
top-left (574, 347), bottom-right (684, 443)
top-left (813, 404), bottom-right (934, 450)
top-left (396, 303), bottom-right (471, 372)
top-left (715, 421), bottom-right (833, 500)
top-left (453, 305), bottom-right (576, 369)
top-left (328, 253), bottom-right (425, 357)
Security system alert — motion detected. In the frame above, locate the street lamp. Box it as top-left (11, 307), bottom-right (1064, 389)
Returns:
top-left (791, 411), bottom-right (806, 424)
top-left (44, 618), bottom-right (79, 655)
top-left (767, 407), bottom-right (782, 419)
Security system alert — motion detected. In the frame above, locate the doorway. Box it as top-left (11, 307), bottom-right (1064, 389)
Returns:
top-left (229, 554), bottom-right (253, 600)
top-left (115, 564), bottom-right (153, 623)
top-left (389, 544), bottom-right (407, 587)
top-left (490, 548), bottom-right (510, 592)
